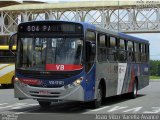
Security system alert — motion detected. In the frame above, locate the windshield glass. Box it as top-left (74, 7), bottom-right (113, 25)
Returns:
top-left (17, 37), bottom-right (83, 71)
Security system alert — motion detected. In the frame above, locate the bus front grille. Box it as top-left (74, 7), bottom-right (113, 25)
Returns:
top-left (16, 69), bottom-right (83, 80)
top-left (30, 95), bottom-right (59, 98)
top-left (29, 91), bottom-right (61, 98)
top-left (28, 84), bottom-right (63, 88)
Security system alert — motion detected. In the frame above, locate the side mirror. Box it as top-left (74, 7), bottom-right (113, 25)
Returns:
top-left (9, 33), bottom-right (17, 56)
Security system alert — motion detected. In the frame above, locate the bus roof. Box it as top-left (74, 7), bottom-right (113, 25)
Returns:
top-left (118, 32), bottom-right (149, 44)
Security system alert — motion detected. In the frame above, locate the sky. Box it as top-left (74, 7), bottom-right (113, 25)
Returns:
top-left (129, 33), bottom-right (160, 60)
top-left (39, 0), bottom-right (160, 60)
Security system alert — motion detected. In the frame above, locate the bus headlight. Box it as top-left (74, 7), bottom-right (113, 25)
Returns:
top-left (73, 77), bottom-right (83, 86)
top-left (64, 77), bottom-right (83, 89)
top-left (14, 77), bottom-right (19, 82)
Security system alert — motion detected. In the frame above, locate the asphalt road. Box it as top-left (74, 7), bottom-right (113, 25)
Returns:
top-left (0, 80), bottom-right (160, 120)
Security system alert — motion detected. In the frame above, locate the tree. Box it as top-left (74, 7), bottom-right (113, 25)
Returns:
top-left (150, 60), bottom-right (160, 76)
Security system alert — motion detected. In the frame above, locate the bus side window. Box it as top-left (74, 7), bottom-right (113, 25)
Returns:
top-left (146, 44), bottom-right (149, 61)
top-left (118, 39), bottom-right (127, 62)
top-left (97, 34), bottom-right (107, 62)
top-left (134, 42), bottom-right (140, 62)
top-left (141, 44), bottom-right (146, 62)
top-left (127, 41), bottom-right (134, 62)
top-left (139, 43), bottom-right (142, 62)
top-left (108, 36), bottom-right (117, 61)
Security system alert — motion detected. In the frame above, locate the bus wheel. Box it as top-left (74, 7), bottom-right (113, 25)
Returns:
top-left (92, 84), bottom-right (102, 108)
top-left (130, 80), bottom-right (138, 99)
top-left (38, 101), bottom-right (51, 108)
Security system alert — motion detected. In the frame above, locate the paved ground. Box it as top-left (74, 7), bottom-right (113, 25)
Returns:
top-left (0, 80), bottom-right (160, 120)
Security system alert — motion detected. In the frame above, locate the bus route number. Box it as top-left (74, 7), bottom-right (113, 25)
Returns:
top-left (56, 65), bottom-right (64, 71)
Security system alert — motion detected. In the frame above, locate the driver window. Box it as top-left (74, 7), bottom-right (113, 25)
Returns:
top-left (86, 31), bottom-right (96, 62)
top-left (85, 30), bottom-right (96, 72)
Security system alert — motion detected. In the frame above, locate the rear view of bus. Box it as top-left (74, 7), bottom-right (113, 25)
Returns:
top-left (0, 44), bottom-right (15, 87)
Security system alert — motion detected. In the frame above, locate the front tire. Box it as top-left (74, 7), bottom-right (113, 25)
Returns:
top-left (91, 84), bottom-right (102, 108)
top-left (38, 101), bottom-right (51, 108)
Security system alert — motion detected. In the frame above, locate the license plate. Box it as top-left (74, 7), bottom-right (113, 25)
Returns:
top-left (39, 90), bottom-right (50, 95)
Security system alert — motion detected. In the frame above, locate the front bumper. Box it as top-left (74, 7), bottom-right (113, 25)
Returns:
top-left (14, 81), bottom-right (84, 102)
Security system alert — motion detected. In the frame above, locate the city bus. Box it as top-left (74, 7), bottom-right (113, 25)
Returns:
top-left (9, 21), bottom-right (149, 108)
top-left (0, 45), bottom-right (16, 87)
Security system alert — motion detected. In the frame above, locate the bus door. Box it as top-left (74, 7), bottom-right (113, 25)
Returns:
top-left (84, 31), bottom-right (96, 101)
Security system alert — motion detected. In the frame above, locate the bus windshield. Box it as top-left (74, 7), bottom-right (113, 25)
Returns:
top-left (17, 37), bottom-right (83, 71)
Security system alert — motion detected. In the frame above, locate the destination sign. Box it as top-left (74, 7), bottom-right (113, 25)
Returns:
top-left (18, 22), bottom-right (83, 33)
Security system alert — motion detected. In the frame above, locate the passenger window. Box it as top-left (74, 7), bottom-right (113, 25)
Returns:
top-left (119, 39), bottom-right (125, 50)
top-left (142, 44), bottom-right (145, 53)
top-left (134, 42), bottom-right (139, 52)
top-left (110, 37), bottom-right (116, 49)
top-left (141, 44), bottom-right (147, 62)
top-left (98, 34), bottom-right (107, 62)
top-left (146, 45), bottom-right (149, 61)
top-left (118, 39), bottom-right (127, 62)
top-left (127, 41), bottom-right (134, 62)
top-left (108, 36), bottom-right (117, 61)
top-left (99, 35), bottom-right (106, 47)
top-left (128, 41), bottom-right (133, 51)
top-left (134, 42), bottom-right (140, 62)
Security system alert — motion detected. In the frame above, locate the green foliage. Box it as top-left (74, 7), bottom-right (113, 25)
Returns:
top-left (150, 60), bottom-right (160, 76)
top-left (150, 76), bottom-right (160, 79)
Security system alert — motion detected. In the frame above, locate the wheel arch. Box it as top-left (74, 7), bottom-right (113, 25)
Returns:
top-left (99, 78), bottom-right (106, 98)
top-left (135, 76), bottom-right (139, 89)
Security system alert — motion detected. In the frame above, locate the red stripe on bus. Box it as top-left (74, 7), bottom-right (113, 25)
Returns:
top-left (20, 78), bottom-right (41, 85)
top-left (128, 65), bottom-right (135, 92)
top-left (46, 64), bottom-right (83, 71)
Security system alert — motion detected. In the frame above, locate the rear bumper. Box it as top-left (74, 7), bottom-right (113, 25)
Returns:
top-left (14, 81), bottom-right (84, 102)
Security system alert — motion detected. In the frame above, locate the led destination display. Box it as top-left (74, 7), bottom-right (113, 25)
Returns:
top-left (18, 22), bottom-right (83, 33)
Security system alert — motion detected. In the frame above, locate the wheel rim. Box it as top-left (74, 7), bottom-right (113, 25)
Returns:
top-left (97, 88), bottom-right (102, 102)
top-left (133, 82), bottom-right (137, 96)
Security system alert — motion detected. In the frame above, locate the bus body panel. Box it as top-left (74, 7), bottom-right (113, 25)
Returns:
top-left (96, 62), bottom-right (149, 97)
top-left (0, 45), bottom-right (15, 86)
top-left (14, 66), bottom-right (96, 101)
top-left (0, 64), bottom-right (15, 84)
top-left (14, 69), bottom-right (86, 101)
top-left (14, 81), bottom-right (85, 101)
top-left (83, 64), bottom-right (96, 101)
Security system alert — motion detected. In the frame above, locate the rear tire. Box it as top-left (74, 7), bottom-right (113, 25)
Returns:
top-left (38, 101), bottom-right (51, 108)
top-left (91, 84), bottom-right (102, 108)
top-left (129, 80), bottom-right (138, 99)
